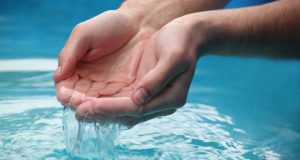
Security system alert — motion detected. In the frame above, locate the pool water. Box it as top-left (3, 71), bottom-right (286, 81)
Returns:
top-left (1, 0), bottom-right (300, 160)
top-left (1, 57), bottom-right (299, 160)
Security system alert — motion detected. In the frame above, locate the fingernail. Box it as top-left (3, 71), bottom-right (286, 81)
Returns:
top-left (134, 88), bottom-right (148, 105)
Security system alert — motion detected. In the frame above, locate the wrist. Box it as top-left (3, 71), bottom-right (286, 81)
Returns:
top-left (176, 11), bottom-right (229, 58)
top-left (118, 0), bottom-right (186, 30)
top-left (118, 0), bottom-right (228, 31)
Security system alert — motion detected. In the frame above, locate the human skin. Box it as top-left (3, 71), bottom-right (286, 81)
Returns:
top-left (185, 0), bottom-right (300, 59)
top-left (55, 0), bottom-right (300, 126)
top-left (53, 0), bottom-right (228, 126)
top-left (128, 0), bottom-right (300, 124)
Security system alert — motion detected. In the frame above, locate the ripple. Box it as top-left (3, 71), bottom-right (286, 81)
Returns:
top-left (117, 103), bottom-right (252, 160)
top-left (1, 70), bottom-right (297, 159)
top-left (0, 96), bottom-right (284, 160)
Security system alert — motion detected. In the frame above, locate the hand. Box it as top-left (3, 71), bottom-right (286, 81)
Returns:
top-left (53, 10), bottom-right (138, 82)
top-left (75, 20), bottom-right (198, 127)
top-left (54, 0), bottom-right (211, 127)
top-left (54, 10), bottom-right (155, 110)
top-left (53, 9), bottom-right (186, 127)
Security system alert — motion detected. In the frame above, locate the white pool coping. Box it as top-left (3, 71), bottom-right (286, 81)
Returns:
top-left (0, 58), bottom-right (57, 72)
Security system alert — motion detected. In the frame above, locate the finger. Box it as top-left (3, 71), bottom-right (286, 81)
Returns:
top-left (76, 69), bottom-right (193, 119)
top-left (76, 97), bottom-right (140, 117)
top-left (98, 82), bottom-right (127, 96)
top-left (69, 78), bottom-right (91, 108)
top-left (76, 69), bottom-right (193, 120)
top-left (115, 109), bottom-right (176, 127)
top-left (75, 109), bottom-right (108, 123)
top-left (132, 55), bottom-right (187, 106)
top-left (55, 74), bottom-right (79, 105)
top-left (81, 11), bottom-right (137, 62)
top-left (85, 82), bottom-right (107, 97)
top-left (76, 107), bottom-right (176, 127)
top-left (53, 23), bottom-right (91, 82)
top-left (141, 67), bottom-right (195, 115)
top-left (111, 86), bottom-right (133, 97)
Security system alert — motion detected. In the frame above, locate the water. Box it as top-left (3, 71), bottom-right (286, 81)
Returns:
top-left (1, 0), bottom-right (300, 159)
top-left (63, 107), bottom-right (120, 159)
top-left (1, 58), bottom-right (299, 159)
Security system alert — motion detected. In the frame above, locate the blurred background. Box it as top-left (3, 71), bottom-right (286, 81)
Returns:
top-left (0, 0), bottom-right (122, 59)
top-left (0, 0), bottom-right (274, 59)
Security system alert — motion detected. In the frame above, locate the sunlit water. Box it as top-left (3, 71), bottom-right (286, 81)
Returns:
top-left (1, 0), bottom-right (300, 159)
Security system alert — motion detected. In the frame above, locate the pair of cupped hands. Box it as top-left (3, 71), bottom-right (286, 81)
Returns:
top-left (53, 9), bottom-right (198, 127)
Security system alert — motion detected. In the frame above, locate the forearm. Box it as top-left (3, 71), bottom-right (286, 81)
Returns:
top-left (118, 0), bottom-right (229, 29)
top-left (184, 0), bottom-right (300, 59)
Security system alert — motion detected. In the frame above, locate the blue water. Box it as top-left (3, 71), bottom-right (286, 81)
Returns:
top-left (1, 0), bottom-right (300, 159)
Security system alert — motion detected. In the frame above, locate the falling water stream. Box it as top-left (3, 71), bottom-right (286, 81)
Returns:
top-left (63, 107), bottom-right (122, 159)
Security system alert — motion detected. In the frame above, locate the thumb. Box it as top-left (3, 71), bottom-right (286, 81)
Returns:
top-left (132, 58), bottom-right (187, 106)
top-left (53, 23), bottom-right (90, 82)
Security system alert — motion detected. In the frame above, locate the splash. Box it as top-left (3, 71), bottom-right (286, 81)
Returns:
top-left (62, 107), bottom-right (122, 160)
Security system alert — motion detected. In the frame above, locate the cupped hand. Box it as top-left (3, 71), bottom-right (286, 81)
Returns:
top-left (54, 10), bottom-right (161, 125)
top-left (54, 10), bottom-right (154, 104)
top-left (53, 10), bottom-right (138, 82)
top-left (74, 20), bottom-right (199, 127)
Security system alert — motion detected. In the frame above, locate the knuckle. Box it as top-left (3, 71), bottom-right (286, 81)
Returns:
top-left (162, 44), bottom-right (196, 71)
top-left (70, 22), bottom-right (91, 44)
top-left (168, 47), bottom-right (185, 57)
top-left (73, 23), bottom-right (82, 32)
top-left (143, 81), bottom-right (161, 96)
top-left (166, 48), bottom-right (186, 64)
top-left (58, 46), bottom-right (66, 58)
top-left (72, 22), bottom-right (88, 35)
top-left (102, 10), bottom-right (115, 15)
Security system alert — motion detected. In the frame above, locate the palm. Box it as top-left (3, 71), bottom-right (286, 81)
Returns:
top-left (55, 18), bottom-right (196, 126)
top-left (56, 25), bottom-right (156, 109)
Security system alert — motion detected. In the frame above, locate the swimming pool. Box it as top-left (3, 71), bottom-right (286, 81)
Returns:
top-left (1, 0), bottom-right (300, 159)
